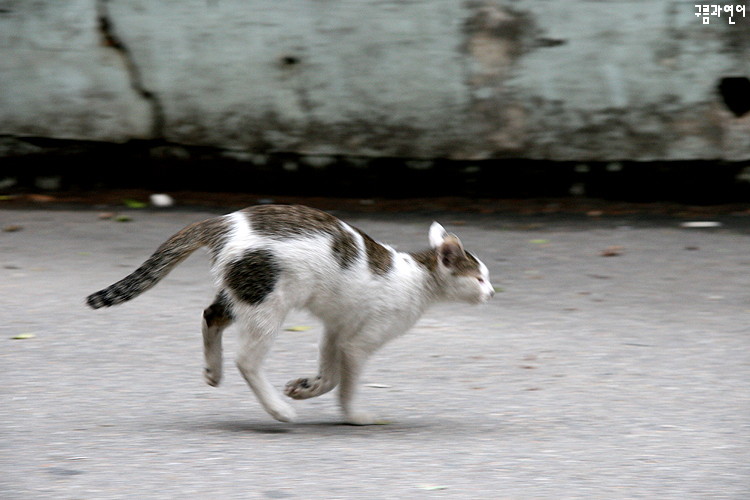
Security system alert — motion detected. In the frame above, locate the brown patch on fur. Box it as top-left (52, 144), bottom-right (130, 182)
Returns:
top-left (179, 216), bottom-right (230, 260)
top-left (331, 228), bottom-right (358, 269)
top-left (201, 217), bottom-right (231, 252)
top-left (438, 238), bottom-right (465, 268)
top-left (244, 204), bottom-right (401, 275)
top-left (412, 248), bottom-right (479, 277)
top-left (355, 228), bottom-right (393, 275)
top-left (203, 290), bottom-right (234, 328)
top-left (411, 248), bottom-right (438, 272)
top-left (451, 251), bottom-right (480, 276)
top-left (245, 204), bottom-right (361, 271)
top-left (244, 204), bottom-right (341, 238)
top-left (225, 249), bottom-right (280, 305)
top-left (415, 241), bottom-right (480, 278)
top-left (432, 235), bottom-right (481, 276)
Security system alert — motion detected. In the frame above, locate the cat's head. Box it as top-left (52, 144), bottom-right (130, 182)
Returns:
top-left (429, 222), bottom-right (495, 304)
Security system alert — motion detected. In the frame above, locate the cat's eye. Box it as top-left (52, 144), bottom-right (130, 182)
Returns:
top-left (477, 277), bottom-right (485, 284)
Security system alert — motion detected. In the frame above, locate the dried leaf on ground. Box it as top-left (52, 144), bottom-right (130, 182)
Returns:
top-left (123, 199), bottom-right (148, 209)
top-left (600, 246), bottom-right (623, 257)
top-left (27, 194), bottom-right (55, 203)
top-left (284, 325), bottom-right (313, 332)
top-left (418, 485), bottom-right (448, 491)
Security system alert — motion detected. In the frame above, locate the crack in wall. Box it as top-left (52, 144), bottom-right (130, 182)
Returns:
top-left (96, 0), bottom-right (165, 139)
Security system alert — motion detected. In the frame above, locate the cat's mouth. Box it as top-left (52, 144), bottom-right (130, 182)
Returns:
top-left (477, 285), bottom-right (496, 304)
top-left (473, 292), bottom-right (494, 305)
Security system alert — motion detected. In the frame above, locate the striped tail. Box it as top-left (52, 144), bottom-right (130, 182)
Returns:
top-left (86, 217), bottom-right (227, 309)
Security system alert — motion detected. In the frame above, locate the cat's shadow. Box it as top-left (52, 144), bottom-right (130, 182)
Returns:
top-left (206, 418), bottom-right (433, 436)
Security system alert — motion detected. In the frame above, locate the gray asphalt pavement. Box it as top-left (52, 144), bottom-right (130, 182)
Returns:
top-left (2, 207), bottom-right (749, 499)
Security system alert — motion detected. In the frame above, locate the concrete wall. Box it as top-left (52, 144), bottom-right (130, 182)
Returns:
top-left (1, 1), bottom-right (749, 161)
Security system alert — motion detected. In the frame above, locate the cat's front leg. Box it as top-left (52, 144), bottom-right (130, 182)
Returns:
top-left (284, 375), bottom-right (338, 400)
top-left (285, 328), bottom-right (340, 400)
top-left (338, 345), bottom-right (377, 426)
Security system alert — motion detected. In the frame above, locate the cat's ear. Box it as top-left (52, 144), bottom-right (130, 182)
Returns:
top-left (429, 222), bottom-right (448, 249)
top-left (431, 222), bottom-right (467, 268)
top-left (437, 235), bottom-right (466, 269)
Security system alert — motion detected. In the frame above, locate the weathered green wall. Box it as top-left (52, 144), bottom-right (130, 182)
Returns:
top-left (1, 1), bottom-right (749, 161)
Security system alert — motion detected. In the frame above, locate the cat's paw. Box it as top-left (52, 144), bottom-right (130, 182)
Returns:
top-left (204, 367), bottom-right (222, 387)
top-left (284, 377), bottom-right (319, 400)
top-left (266, 402), bottom-right (297, 423)
top-left (345, 411), bottom-right (377, 426)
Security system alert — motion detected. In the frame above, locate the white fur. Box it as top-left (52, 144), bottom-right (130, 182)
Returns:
top-left (476, 260), bottom-right (495, 300)
top-left (220, 212), bottom-right (257, 262)
top-left (204, 214), bottom-right (493, 425)
top-left (429, 221), bottom-right (448, 248)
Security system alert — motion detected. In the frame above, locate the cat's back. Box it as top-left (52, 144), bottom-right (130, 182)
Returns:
top-left (240, 204), bottom-right (345, 240)
top-left (219, 204), bottom-right (394, 282)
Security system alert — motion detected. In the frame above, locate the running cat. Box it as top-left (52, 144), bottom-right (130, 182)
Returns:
top-left (87, 204), bottom-right (495, 424)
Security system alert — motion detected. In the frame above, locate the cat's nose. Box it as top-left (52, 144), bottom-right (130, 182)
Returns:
top-left (489, 288), bottom-right (495, 298)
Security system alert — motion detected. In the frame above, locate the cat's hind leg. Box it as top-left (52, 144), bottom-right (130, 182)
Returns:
top-left (235, 305), bottom-right (296, 423)
top-left (284, 327), bottom-right (340, 400)
top-left (202, 291), bottom-right (233, 387)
